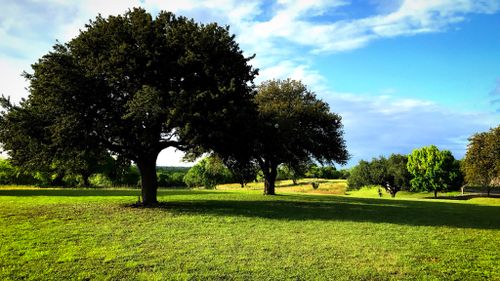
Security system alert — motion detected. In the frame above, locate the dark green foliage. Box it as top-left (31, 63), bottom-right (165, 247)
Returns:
top-left (252, 79), bottom-right (349, 195)
top-left (304, 163), bottom-right (321, 178)
top-left (339, 169), bottom-right (350, 179)
top-left (277, 162), bottom-right (308, 184)
top-left (183, 156), bottom-right (233, 189)
top-left (110, 165), bottom-right (141, 187)
top-left (0, 93), bottom-right (112, 187)
top-left (462, 125), bottom-right (500, 196)
top-left (386, 154), bottom-right (412, 194)
top-left (347, 160), bottom-right (372, 190)
top-left (0, 155), bottom-right (143, 187)
top-left (311, 181), bottom-right (320, 189)
top-left (317, 166), bottom-right (337, 179)
top-left (0, 8), bottom-right (256, 205)
top-left (276, 163), bottom-right (348, 184)
top-left (407, 145), bottom-right (462, 198)
top-left (223, 158), bottom-right (258, 187)
top-left (157, 167), bottom-right (189, 187)
top-left (0, 158), bottom-right (37, 185)
top-left (347, 154), bottom-right (411, 197)
top-left (305, 164), bottom-right (349, 179)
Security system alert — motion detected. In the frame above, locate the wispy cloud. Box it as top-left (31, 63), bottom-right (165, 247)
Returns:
top-left (3, 0), bottom-right (498, 100)
top-left (323, 91), bottom-right (496, 165)
top-left (234, 0), bottom-right (500, 54)
top-left (490, 78), bottom-right (500, 112)
top-left (0, 0), bottom-right (498, 166)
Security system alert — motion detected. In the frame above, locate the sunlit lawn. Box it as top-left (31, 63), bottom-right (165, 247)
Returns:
top-left (0, 184), bottom-right (499, 280)
top-left (218, 178), bottom-right (346, 194)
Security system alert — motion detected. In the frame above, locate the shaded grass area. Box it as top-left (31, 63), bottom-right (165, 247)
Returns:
top-left (1, 188), bottom-right (499, 280)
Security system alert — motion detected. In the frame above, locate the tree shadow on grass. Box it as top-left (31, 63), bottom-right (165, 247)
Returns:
top-left (0, 188), bottom-right (216, 197)
top-left (153, 195), bottom-right (500, 230)
top-left (2, 188), bottom-right (499, 229)
top-left (425, 194), bottom-right (500, 200)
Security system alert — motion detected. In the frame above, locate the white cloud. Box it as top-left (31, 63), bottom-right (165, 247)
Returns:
top-left (1, 0), bottom-right (498, 166)
top-left (256, 60), bottom-right (325, 89)
top-left (322, 91), bottom-right (497, 166)
top-left (490, 78), bottom-right (500, 112)
top-left (233, 0), bottom-right (498, 56)
top-left (0, 58), bottom-right (31, 103)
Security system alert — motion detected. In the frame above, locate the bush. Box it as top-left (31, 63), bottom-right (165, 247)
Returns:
top-left (110, 165), bottom-right (141, 186)
top-left (89, 174), bottom-right (113, 187)
top-left (183, 156), bottom-right (233, 189)
top-left (312, 181), bottom-right (320, 189)
top-left (157, 170), bottom-right (188, 187)
top-left (347, 160), bottom-right (372, 190)
top-left (0, 158), bottom-right (38, 185)
top-left (305, 164), bottom-right (348, 179)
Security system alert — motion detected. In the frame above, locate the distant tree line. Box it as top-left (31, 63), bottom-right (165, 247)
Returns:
top-left (0, 156), bottom-right (140, 187)
top-left (348, 146), bottom-right (463, 198)
top-left (0, 153), bottom-right (348, 190)
top-left (181, 155), bottom-right (349, 189)
top-left (348, 125), bottom-right (500, 198)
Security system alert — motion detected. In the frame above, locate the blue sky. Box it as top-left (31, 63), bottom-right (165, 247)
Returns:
top-left (0, 0), bottom-right (499, 167)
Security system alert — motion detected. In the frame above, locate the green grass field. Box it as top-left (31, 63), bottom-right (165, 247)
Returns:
top-left (1, 182), bottom-right (499, 280)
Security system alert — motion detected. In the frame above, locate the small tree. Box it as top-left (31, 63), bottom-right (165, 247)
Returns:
top-left (347, 154), bottom-right (411, 197)
top-left (347, 160), bottom-right (372, 190)
top-left (385, 154), bottom-right (412, 197)
top-left (305, 164), bottom-right (321, 178)
top-left (462, 125), bottom-right (500, 196)
top-left (223, 158), bottom-right (258, 188)
top-left (407, 145), bottom-right (460, 198)
top-left (183, 156), bottom-right (231, 189)
top-left (279, 162), bottom-right (309, 185)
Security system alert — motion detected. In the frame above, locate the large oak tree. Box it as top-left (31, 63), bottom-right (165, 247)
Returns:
top-left (252, 79), bottom-right (348, 195)
top-left (0, 8), bottom-right (257, 205)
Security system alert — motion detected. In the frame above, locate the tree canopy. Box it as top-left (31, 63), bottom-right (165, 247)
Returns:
top-left (0, 93), bottom-right (118, 186)
top-left (407, 145), bottom-right (461, 198)
top-left (252, 79), bottom-right (349, 195)
top-left (0, 8), bottom-right (257, 205)
top-left (462, 125), bottom-right (500, 196)
top-left (347, 154), bottom-right (411, 197)
top-left (183, 155), bottom-right (232, 189)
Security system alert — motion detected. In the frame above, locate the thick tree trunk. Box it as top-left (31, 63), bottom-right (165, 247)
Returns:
top-left (81, 173), bottom-right (91, 187)
top-left (434, 190), bottom-right (438, 198)
top-left (51, 172), bottom-right (65, 186)
top-left (487, 187), bottom-right (491, 197)
top-left (263, 163), bottom-right (278, 195)
top-left (137, 155), bottom-right (159, 206)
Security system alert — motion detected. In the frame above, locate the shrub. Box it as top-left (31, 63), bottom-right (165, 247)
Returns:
top-left (89, 173), bottom-right (113, 187)
top-left (183, 156), bottom-right (233, 189)
top-left (312, 181), bottom-right (320, 189)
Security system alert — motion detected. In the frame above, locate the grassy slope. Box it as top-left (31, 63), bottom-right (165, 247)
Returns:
top-left (0, 184), bottom-right (499, 280)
